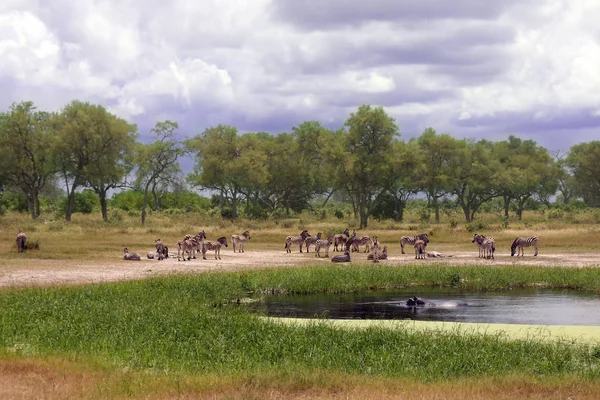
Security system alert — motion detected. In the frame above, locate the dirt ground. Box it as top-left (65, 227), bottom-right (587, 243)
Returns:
top-left (2, 247), bottom-right (600, 288)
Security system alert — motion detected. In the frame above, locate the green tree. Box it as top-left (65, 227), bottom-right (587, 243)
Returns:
top-left (186, 125), bottom-right (268, 219)
top-left (54, 101), bottom-right (136, 221)
top-left (412, 128), bottom-right (460, 223)
top-left (567, 141), bottom-right (600, 207)
top-left (337, 105), bottom-right (399, 228)
top-left (493, 136), bottom-right (557, 219)
top-left (450, 139), bottom-right (499, 222)
top-left (384, 140), bottom-right (420, 222)
top-left (0, 101), bottom-right (57, 219)
top-left (135, 121), bottom-right (184, 225)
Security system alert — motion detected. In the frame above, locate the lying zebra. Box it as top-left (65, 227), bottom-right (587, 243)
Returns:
top-left (472, 234), bottom-right (495, 259)
top-left (414, 239), bottom-right (427, 260)
top-left (231, 230), bottom-right (251, 253)
top-left (285, 230), bottom-right (311, 253)
top-left (511, 236), bottom-right (539, 257)
top-left (333, 228), bottom-right (350, 252)
top-left (202, 236), bottom-right (229, 260)
top-left (16, 229), bottom-right (27, 252)
top-left (315, 236), bottom-right (334, 258)
top-left (123, 248), bottom-right (141, 261)
top-left (367, 243), bottom-right (387, 262)
top-left (331, 250), bottom-right (351, 263)
top-left (304, 232), bottom-right (322, 253)
top-left (400, 233), bottom-right (429, 254)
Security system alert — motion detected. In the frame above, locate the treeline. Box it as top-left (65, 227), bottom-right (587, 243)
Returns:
top-left (1, 101), bottom-right (599, 227)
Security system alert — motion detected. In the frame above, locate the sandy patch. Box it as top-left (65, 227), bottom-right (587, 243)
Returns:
top-left (1, 248), bottom-right (600, 288)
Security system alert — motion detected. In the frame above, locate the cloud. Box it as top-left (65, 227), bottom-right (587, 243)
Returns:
top-left (0, 0), bottom-right (598, 156)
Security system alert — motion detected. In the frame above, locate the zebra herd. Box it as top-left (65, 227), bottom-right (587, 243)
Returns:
top-left (283, 229), bottom-right (540, 262)
top-left (122, 230), bottom-right (250, 261)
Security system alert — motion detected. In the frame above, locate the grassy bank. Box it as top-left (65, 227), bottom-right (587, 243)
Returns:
top-left (2, 265), bottom-right (600, 386)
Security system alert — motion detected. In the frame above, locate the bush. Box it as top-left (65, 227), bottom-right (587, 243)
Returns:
top-left (466, 220), bottom-right (489, 233)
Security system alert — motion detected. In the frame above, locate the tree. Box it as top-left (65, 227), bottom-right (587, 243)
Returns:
top-left (450, 139), bottom-right (498, 222)
top-left (567, 141), bottom-right (600, 207)
top-left (54, 101), bottom-right (137, 221)
top-left (82, 113), bottom-right (138, 221)
top-left (136, 121), bottom-right (184, 225)
top-left (0, 101), bottom-right (57, 219)
top-left (186, 125), bottom-right (269, 219)
top-left (493, 136), bottom-right (557, 219)
top-left (337, 105), bottom-right (399, 228)
top-left (412, 128), bottom-right (460, 223)
top-left (383, 140), bottom-right (420, 222)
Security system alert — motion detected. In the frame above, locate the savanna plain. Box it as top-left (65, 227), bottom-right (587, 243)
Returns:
top-left (2, 210), bottom-right (600, 399)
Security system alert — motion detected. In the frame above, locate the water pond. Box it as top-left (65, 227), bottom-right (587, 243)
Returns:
top-left (249, 288), bottom-right (600, 326)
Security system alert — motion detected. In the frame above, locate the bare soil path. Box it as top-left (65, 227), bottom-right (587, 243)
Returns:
top-left (1, 249), bottom-right (599, 288)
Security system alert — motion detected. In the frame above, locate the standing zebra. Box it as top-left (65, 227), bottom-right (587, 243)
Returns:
top-left (155, 239), bottom-right (165, 260)
top-left (285, 230), bottom-right (311, 253)
top-left (414, 239), bottom-right (427, 260)
top-left (472, 234), bottom-right (495, 259)
top-left (370, 236), bottom-right (380, 263)
top-left (400, 233), bottom-right (429, 254)
top-left (16, 229), bottom-right (27, 252)
top-left (315, 236), bottom-right (334, 258)
top-left (333, 229), bottom-right (351, 252)
top-left (202, 237), bottom-right (229, 260)
top-left (511, 236), bottom-right (539, 256)
top-left (231, 230), bottom-right (251, 253)
top-left (304, 232), bottom-right (322, 253)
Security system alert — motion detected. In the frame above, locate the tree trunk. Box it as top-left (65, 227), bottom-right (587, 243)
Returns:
top-left (394, 200), bottom-right (406, 222)
top-left (461, 203), bottom-right (472, 223)
top-left (99, 191), bottom-right (108, 221)
top-left (231, 196), bottom-right (238, 219)
top-left (65, 192), bottom-right (76, 222)
top-left (433, 197), bottom-right (440, 224)
top-left (359, 202), bottom-right (368, 228)
top-left (34, 192), bottom-right (41, 217)
top-left (503, 195), bottom-right (510, 218)
top-left (27, 196), bottom-right (36, 219)
top-left (141, 183), bottom-right (150, 225)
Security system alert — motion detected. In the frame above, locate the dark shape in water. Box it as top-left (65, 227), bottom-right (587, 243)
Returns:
top-left (406, 296), bottom-right (426, 306)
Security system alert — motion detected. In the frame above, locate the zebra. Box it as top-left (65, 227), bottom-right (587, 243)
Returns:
top-left (155, 239), bottom-right (165, 260)
top-left (231, 230), bottom-right (251, 253)
top-left (315, 236), bottom-right (334, 258)
top-left (333, 228), bottom-right (350, 252)
top-left (202, 236), bottom-right (229, 260)
top-left (369, 236), bottom-right (380, 262)
top-left (331, 250), bottom-right (351, 263)
top-left (304, 232), bottom-right (322, 253)
top-left (344, 230), bottom-right (357, 252)
top-left (177, 232), bottom-right (206, 261)
top-left (414, 239), bottom-right (427, 259)
top-left (472, 234), bottom-right (495, 259)
top-left (16, 229), bottom-right (27, 252)
top-left (123, 248), bottom-right (141, 261)
top-left (400, 234), bottom-right (429, 254)
top-left (285, 230), bottom-right (311, 253)
top-left (368, 245), bottom-right (388, 261)
top-left (350, 235), bottom-right (373, 253)
top-left (511, 236), bottom-right (539, 257)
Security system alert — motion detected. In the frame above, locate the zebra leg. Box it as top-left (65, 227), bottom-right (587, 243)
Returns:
top-left (534, 245), bottom-right (538, 256)
top-left (401, 241), bottom-right (405, 254)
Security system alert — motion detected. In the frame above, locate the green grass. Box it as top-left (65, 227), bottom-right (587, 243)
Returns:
top-left (2, 266), bottom-right (600, 381)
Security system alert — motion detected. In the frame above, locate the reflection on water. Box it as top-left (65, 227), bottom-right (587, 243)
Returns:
top-left (249, 288), bottom-right (600, 325)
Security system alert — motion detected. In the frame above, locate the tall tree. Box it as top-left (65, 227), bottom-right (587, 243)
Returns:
top-left (412, 128), bottom-right (460, 223)
top-left (136, 121), bottom-right (184, 225)
top-left (450, 139), bottom-right (499, 222)
top-left (337, 105), bottom-right (399, 228)
top-left (385, 140), bottom-right (420, 222)
top-left (493, 136), bottom-right (557, 219)
top-left (567, 141), bottom-right (600, 207)
top-left (0, 101), bottom-right (57, 219)
top-left (82, 114), bottom-right (138, 221)
top-left (186, 125), bottom-right (268, 218)
top-left (54, 101), bottom-right (136, 221)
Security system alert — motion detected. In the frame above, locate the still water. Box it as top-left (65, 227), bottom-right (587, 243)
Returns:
top-left (250, 288), bottom-right (600, 325)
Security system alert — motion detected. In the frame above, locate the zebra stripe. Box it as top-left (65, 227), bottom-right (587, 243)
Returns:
top-left (400, 233), bottom-right (429, 254)
top-left (511, 236), bottom-right (539, 257)
top-left (472, 234), bottom-right (495, 259)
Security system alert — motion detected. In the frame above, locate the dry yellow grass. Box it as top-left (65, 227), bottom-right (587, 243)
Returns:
top-left (2, 357), bottom-right (600, 400)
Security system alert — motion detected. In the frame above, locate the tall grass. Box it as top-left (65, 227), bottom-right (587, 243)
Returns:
top-left (2, 266), bottom-right (600, 381)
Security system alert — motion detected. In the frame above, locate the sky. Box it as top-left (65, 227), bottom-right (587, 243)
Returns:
top-left (1, 0), bottom-right (599, 156)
